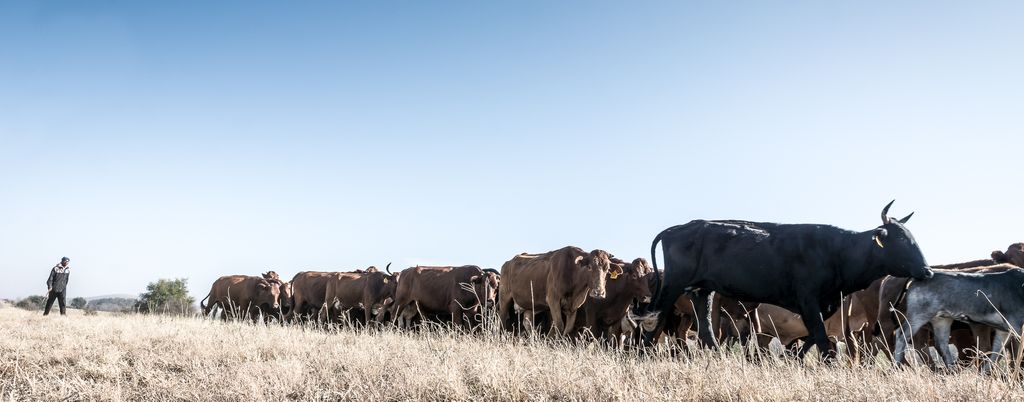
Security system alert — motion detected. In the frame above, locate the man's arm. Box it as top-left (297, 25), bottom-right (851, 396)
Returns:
top-left (46, 268), bottom-right (55, 291)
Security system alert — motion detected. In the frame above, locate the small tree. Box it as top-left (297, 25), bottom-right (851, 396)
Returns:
top-left (70, 297), bottom-right (88, 309)
top-left (15, 295), bottom-right (47, 311)
top-left (135, 278), bottom-right (195, 315)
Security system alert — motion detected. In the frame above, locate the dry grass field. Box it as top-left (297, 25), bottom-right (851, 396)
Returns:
top-left (2, 305), bottom-right (1024, 401)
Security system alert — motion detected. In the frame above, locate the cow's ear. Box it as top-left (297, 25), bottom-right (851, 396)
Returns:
top-left (574, 255), bottom-right (589, 268)
top-left (257, 282), bottom-right (270, 289)
top-left (872, 228), bottom-right (888, 248)
top-left (993, 250), bottom-right (1008, 262)
top-left (609, 265), bottom-right (623, 280)
top-left (470, 275), bottom-right (482, 283)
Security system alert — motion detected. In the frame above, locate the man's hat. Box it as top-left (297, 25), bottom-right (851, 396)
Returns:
top-left (61, 257), bottom-right (70, 262)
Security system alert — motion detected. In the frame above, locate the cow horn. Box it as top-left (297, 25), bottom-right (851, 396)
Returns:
top-left (880, 200), bottom-right (895, 224)
top-left (897, 212), bottom-right (914, 224)
top-left (385, 262), bottom-right (392, 275)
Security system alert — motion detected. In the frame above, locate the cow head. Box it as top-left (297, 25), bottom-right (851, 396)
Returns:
top-left (277, 281), bottom-right (293, 315)
top-left (372, 267), bottom-right (401, 319)
top-left (262, 271), bottom-right (280, 281)
top-left (612, 258), bottom-right (655, 304)
top-left (992, 243), bottom-right (1024, 268)
top-left (871, 200), bottom-right (933, 280)
top-left (255, 279), bottom-right (281, 311)
top-left (469, 271), bottom-right (500, 307)
top-left (576, 249), bottom-right (616, 299)
top-left (635, 258), bottom-right (656, 303)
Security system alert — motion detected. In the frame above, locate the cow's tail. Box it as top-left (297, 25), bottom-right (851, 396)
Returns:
top-left (200, 292), bottom-right (210, 311)
top-left (649, 228), bottom-right (666, 312)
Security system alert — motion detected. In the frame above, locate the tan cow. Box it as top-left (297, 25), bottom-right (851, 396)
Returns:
top-left (200, 274), bottom-right (281, 321)
top-left (390, 265), bottom-right (499, 329)
top-left (754, 281), bottom-right (879, 361)
top-left (498, 246), bottom-right (619, 336)
top-left (755, 301), bottom-right (850, 350)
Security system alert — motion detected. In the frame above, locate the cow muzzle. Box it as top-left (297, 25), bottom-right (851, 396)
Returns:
top-left (641, 296), bottom-right (652, 303)
top-left (590, 289), bottom-right (606, 299)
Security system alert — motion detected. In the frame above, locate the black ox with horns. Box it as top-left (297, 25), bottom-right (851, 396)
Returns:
top-left (645, 201), bottom-right (933, 358)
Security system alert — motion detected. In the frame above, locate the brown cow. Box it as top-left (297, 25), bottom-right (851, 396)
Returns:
top-left (498, 246), bottom-right (619, 336)
top-left (931, 243), bottom-right (1024, 270)
top-left (390, 265), bottom-right (499, 329)
top-left (754, 299), bottom-right (854, 351)
top-left (286, 271), bottom-right (334, 321)
top-left (576, 258), bottom-right (655, 346)
top-left (262, 271), bottom-right (293, 318)
top-left (200, 274), bottom-right (281, 321)
top-left (321, 265), bottom-right (400, 325)
top-left (286, 266), bottom-right (386, 322)
top-left (875, 263), bottom-right (1021, 364)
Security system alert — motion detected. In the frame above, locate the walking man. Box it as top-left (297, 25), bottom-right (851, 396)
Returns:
top-left (44, 257), bottom-right (72, 316)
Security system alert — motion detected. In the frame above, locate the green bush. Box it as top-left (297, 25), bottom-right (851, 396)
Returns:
top-left (70, 297), bottom-right (88, 309)
top-left (16, 295), bottom-right (47, 311)
top-left (134, 278), bottom-right (196, 316)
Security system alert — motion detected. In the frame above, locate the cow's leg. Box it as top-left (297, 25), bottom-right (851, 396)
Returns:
top-left (893, 315), bottom-right (929, 366)
top-left (608, 321), bottom-right (623, 348)
top-left (796, 305), bottom-right (832, 360)
top-left (563, 308), bottom-right (580, 337)
top-left (691, 290), bottom-right (719, 350)
top-left (581, 307), bottom-right (598, 340)
top-left (392, 303), bottom-right (406, 329)
top-left (522, 309), bottom-right (536, 335)
top-left (676, 313), bottom-right (695, 353)
top-left (286, 298), bottom-right (304, 323)
top-left (929, 317), bottom-right (956, 369)
top-left (498, 292), bottom-right (515, 332)
top-left (547, 296), bottom-right (565, 336)
top-left (971, 324), bottom-right (993, 364)
top-left (450, 301), bottom-right (466, 330)
top-left (401, 305), bottom-right (419, 330)
top-left (363, 298), bottom-right (374, 326)
top-left (983, 329), bottom-right (1010, 374)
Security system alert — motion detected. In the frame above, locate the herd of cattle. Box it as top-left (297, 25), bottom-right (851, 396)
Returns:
top-left (199, 201), bottom-right (1024, 370)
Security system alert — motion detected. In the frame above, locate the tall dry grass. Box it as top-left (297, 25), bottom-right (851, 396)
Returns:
top-left (1, 304), bottom-right (1023, 401)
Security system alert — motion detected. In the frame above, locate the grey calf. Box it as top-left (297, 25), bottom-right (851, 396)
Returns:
top-left (893, 267), bottom-right (1024, 370)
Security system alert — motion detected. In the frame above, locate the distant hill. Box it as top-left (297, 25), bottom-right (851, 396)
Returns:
top-left (86, 296), bottom-right (138, 312)
top-left (86, 294), bottom-right (137, 301)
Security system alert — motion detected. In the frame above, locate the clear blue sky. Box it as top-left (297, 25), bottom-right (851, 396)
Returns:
top-left (1, 1), bottom-right (1021, 301)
